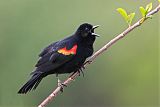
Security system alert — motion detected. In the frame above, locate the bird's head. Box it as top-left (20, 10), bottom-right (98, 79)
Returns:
top-left (76, 23), bottom-right (100, 38)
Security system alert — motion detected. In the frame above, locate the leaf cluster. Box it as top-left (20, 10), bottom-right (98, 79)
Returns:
top-left (117, 2), bottom-right (155, 26)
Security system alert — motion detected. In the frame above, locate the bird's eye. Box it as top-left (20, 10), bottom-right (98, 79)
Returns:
top-left (85, 28), bottom-right (88, 31)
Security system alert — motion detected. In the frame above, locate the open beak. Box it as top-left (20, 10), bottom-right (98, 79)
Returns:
top-left (92, 25), bottom-right (100, 29)
top-left (92, 25), bottom-right (100, 37)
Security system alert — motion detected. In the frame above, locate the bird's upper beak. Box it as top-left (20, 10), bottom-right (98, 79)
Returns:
top-left (93, 25), bottom-right (99, 29)
top-left (92, 25), bottom-right (100, 37)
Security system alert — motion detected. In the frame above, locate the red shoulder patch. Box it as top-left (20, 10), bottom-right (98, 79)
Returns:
top-left (58, 44), bottom-right (78, 55)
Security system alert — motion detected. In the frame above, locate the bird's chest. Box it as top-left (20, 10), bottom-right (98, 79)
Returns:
top-left (70, 44), bottom-right (93, 66)
top-left (76, 44), bottom-right (93, 58)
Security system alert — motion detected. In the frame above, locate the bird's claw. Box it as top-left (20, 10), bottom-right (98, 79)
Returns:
top-left (77, 64), bottom-right (86, 77)
top-left (81, 65), bottom-right (85, 70)
top-left (70, 62), bottom-right (89, 77)
top-left (78, 69), bottom-right (84, 77)
top-left (85, 60), bottom-right (92, 64)
top-left (58, 79), bottom-right (67, 92)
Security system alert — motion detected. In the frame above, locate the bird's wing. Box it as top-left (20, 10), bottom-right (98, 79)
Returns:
top-left (38, 36), bottom-right (73, 57)
top-left (32, 40), bottom-right (77, 74)
top-left (38, 41), bottom-right (58, 57)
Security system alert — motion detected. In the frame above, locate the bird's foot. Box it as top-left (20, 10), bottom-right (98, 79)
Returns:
top-left (69, 63), bottom-right (88, 78)
top-left (77, 67), bottom-right (85, 77)
top-left (77, 61), bottom-right (92, 77)
top-left (58, 78), bottom-right (67, 92)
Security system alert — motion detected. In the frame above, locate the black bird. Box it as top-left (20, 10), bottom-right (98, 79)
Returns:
top-left (18, 23), bottom-right (99, 94)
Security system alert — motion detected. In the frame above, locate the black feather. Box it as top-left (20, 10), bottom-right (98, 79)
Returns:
top-left (18, 23), bottom-right (98, 94)
top-left (18, 73), bottom-right (43, 94)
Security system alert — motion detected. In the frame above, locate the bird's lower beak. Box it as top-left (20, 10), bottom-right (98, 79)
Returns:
top-left (92, 25), bottom-right (100, 37)
top-left (91, 33), bottom-right (100, 37)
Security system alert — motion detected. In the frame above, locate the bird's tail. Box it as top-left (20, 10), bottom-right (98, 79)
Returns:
top-left (18, 73), bottom-right (43, 94)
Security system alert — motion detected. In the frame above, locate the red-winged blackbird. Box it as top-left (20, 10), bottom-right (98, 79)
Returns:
top-left (18, 23), bottom-right (99, 94)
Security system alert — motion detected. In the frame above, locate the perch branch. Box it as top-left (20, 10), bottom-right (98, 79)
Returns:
top-left (38, 4), bottom-right (160, 107)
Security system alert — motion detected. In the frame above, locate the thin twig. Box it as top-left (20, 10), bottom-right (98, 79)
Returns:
top-left (38, 4), bottom-right (160, 107)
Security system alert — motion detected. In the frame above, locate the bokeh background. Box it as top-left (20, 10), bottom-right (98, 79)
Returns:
top-left (0, 0), bottom-right (159, 107)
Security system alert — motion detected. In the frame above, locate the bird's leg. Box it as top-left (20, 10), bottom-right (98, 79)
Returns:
top-left (56, 74), bottom-right (67, 92)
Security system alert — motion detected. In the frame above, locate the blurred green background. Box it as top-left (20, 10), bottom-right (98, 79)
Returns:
top-left (0, 0), bottom-right (159, 107)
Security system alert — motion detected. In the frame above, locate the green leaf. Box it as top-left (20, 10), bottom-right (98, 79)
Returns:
top-left (139, 6), bottom-right (147, 17)
top-left (145, 3), bottom-right (152, 12)
top-left (117, 8), bottom-right (135, 26)
top-left (117, 8), bottom-right (128, 21)
top-left (127, 13), bottom-right (135, 25)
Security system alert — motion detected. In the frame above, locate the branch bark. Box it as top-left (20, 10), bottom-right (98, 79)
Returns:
top-left (38, 4), bottom-right (160, 107)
